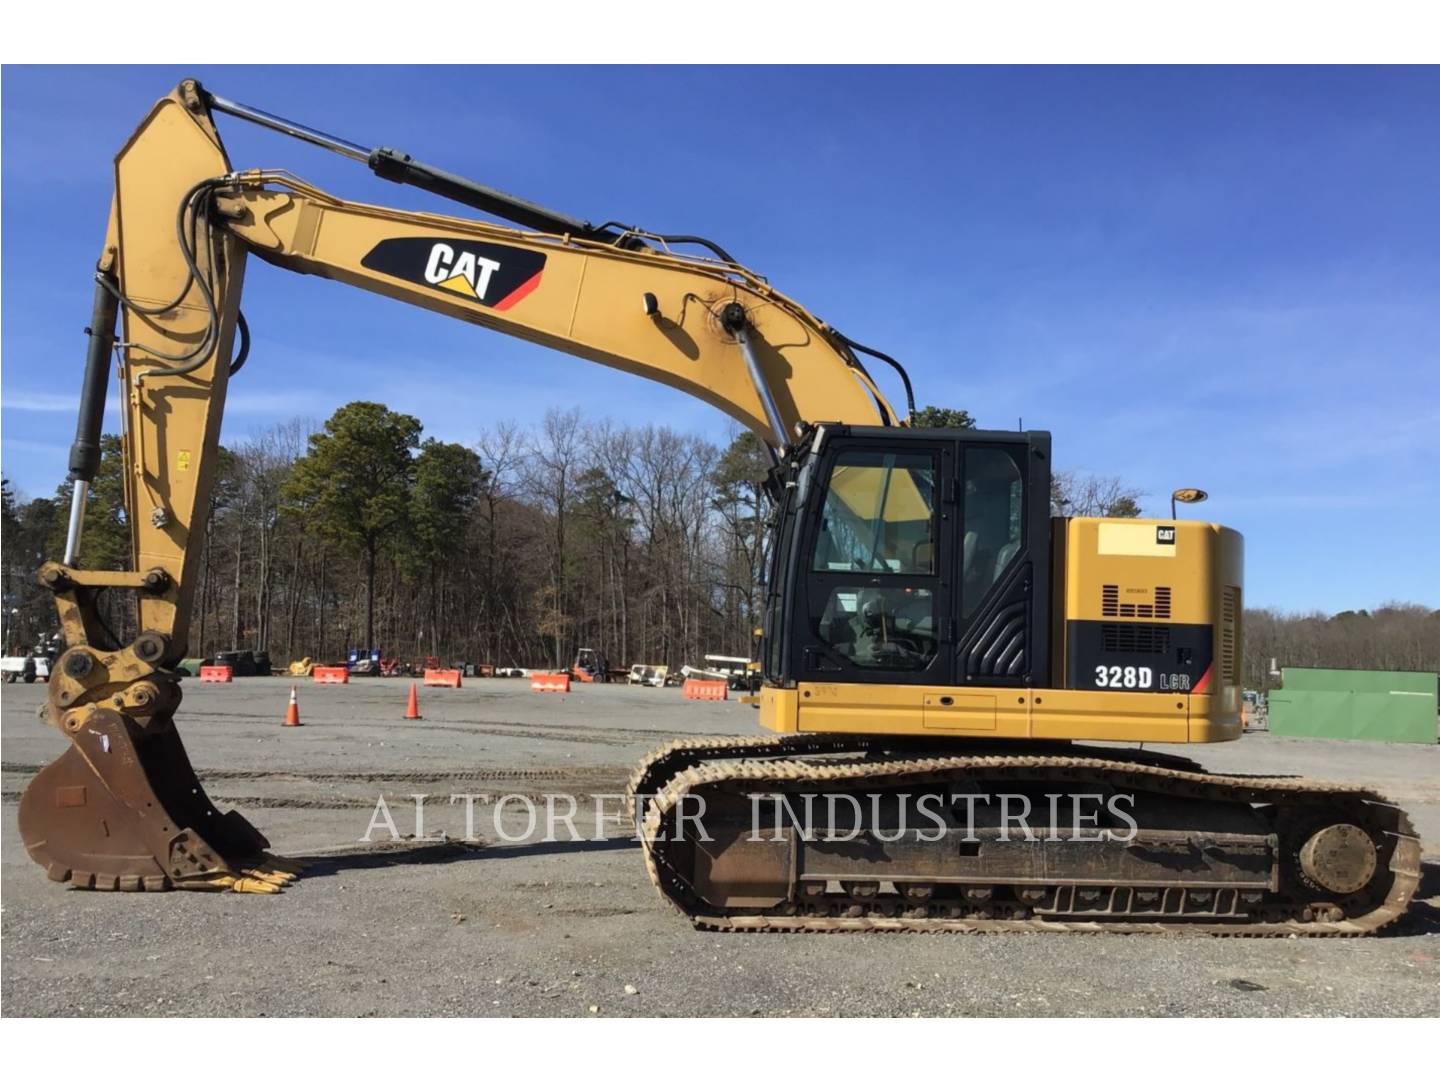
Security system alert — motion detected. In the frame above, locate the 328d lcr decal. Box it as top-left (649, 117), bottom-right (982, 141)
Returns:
top-left (361, 237), bottom-right (546, 310)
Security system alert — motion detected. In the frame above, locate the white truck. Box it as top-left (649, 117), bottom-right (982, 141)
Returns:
top-left (1, 654), bottom-right (51, 684)
top-left (627, 664), bottom-right (668, 687)
top-left (678, 655), bottom-right (760, 693)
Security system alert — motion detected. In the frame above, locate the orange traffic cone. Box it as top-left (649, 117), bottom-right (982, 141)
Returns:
top-left (405, 681), bottom-right (422, 720)
top-left (284, 685), bottom-right (302, 727)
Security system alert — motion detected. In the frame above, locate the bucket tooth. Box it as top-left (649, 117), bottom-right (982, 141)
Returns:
top-left (18, 707), bottom-right (274, 892)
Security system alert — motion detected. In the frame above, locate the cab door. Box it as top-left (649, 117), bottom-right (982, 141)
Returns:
top-left (949, 436), bottom-right (1051, 688)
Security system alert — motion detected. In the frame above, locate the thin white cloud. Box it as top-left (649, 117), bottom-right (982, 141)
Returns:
top-left (0, 388), bottom-right (328, 417)
top-left (224, 390), bottom-right (327, 415)
top-left (2, 436), bottom-right (66, 453)
top-left (2, 391), bottom-right (118, 414)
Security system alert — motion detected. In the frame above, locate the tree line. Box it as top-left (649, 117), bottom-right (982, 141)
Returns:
top-left (1244, 604), bottom-right (1440, 688)
top-left (2, 405), bottom-right (775, 672)
top-left (4, 403), bottom-right (1433, 684)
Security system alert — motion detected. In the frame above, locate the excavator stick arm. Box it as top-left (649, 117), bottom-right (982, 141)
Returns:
top-left (20, 83), bottom-right (278, 892)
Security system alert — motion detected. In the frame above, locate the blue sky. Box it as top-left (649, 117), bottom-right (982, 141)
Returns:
top-left (3, 65), bottom-right (1437, 612)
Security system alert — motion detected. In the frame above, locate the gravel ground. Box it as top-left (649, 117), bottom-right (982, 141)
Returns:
top-left (3, 677), bottom-right (1437, 1017)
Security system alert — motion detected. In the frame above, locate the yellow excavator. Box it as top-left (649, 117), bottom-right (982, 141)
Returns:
top-left (19, 80), bottom-right (1420, 933)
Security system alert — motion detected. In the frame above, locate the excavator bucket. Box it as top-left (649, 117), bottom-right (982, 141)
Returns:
top-left (19, 707), bottom-right (294, 893)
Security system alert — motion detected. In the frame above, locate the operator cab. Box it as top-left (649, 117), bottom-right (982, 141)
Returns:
top-left (763, 425), bottom-right (1052, 689)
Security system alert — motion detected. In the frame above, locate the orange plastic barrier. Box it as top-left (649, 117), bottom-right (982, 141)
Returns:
top-left (682, 678), bottom-right (728, 701)
top-left (199, 665), bottom-right (234, 683)
top-left (312, 666), bottom-right (350, 685)
top-left (530, 672), bottom-right (571, 693)
top-left (423, 668), bottom-right (463, 688)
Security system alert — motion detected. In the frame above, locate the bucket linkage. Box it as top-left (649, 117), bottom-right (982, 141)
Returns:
top-left (18, 563), bottom-right (299, 893)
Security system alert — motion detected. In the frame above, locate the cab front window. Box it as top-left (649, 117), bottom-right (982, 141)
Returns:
top-left (807, 449), bottom-right (939, 674)
top-left (811, 451), bottom-right (936, 574)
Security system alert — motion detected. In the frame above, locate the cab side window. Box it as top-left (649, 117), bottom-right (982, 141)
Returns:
top-left (960, 448), bottom-right (1023, 618)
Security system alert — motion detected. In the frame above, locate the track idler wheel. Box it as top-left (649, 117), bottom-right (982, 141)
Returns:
top-left (18, 709), bottom-right (297, 893)
top-left (1297, 823), bottom-right (1378, 896)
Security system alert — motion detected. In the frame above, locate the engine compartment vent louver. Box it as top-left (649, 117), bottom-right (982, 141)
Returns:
top-left (1155, 586), bottom-right (1172, 619)
top-left (1102, 584), bottom-right (1173, 620)
top-left (1102, 624), bottom-right (1171, 654)
top-left (1220, 585), bottom-right (1240, 685)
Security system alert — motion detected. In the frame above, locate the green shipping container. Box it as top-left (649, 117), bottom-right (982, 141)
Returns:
top-left (1268, 667), bottom-right (1438, 744)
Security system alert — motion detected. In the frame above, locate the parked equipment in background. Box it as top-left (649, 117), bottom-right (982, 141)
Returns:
top-left (674, 656), bottom-right (758, 693)
top-left (1242, 689), bottom-right (1268, 731)
top-left (2, 634), bottom-right (59, 683)
top-left (571, 648), bottom-right (615, 684)
top-left (1, 653), bottom-right (48, 684)
top-left (347, 647), bottom-right (380, 671)
top-left (704, 654), bottom-right (761, 693)
top-left (348, 649), bottom-right (409, 676)
top-left (628, 664), bottom-right (668, 687)
top-left (350, 647), bottom-right (409, 676)
top-left (18, 80), bottom-right (1419, 936)
top-left (210, 650), bottom-right (271, 677)
top-left (287, 657), bottom-right (315, 677)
